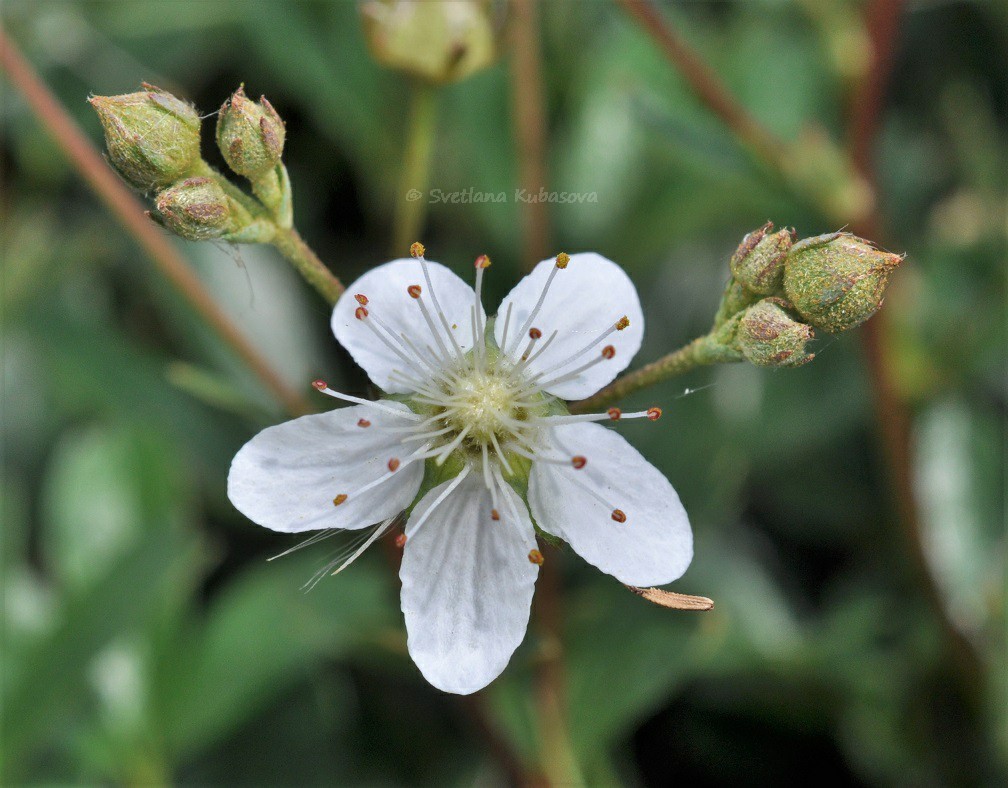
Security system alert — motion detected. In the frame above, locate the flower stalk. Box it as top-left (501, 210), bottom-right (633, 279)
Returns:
top-left (393, 83), bottom-right (439, 254)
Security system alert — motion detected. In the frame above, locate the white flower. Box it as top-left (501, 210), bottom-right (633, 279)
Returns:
top-left (228, 248), bottom-right (693, 694)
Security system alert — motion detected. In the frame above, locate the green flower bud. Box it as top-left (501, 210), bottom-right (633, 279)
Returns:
top-left (360, 0), bottom-right (499, 84)
top-left (215, 86), bottom-right (286, 179)
top-left (783, 232), bottom-right (904, 333)
top-left (729, 221), bottom-right (794, 295)
top-left (89, 83), bottom-right (201, 191)
top-left (154, 177), bottom-right (245, 241)
top-left (735, 298), bottom-right (815, 368)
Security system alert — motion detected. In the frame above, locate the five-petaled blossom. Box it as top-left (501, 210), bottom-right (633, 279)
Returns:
top-left (228, 246), bottom-right (693, 694)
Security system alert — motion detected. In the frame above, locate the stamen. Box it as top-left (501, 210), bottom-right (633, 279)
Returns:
top-left (407, 284), bottom-right (422, 299)
top-left (488, 432), bottom-right (514, 476)
top-left (554, 252), bottom-right (570, 269)
top-left (608, 407), bottom-right (621, 420)
top-left (528, 549), bottom-right (545, 565)
top-left (330, 517), bottom-right (397, 575)
top-left (611, 509), bottom-right (627, 523)
top-left (406, 465), bottom-right (472, 538)
top-left (395, 533), bottom-right (407, 548)
top-left (491, 509), bottom-right (500, 521)
top-left (527, 346), bottom-right (615, 391)
top-left (571, 455), bottom-right (587, 469)
top-left (509, 259), bottom-right (566, 353)
top-left (332, 444), bottom-right (430, 505)
top-left (602, 344), bottom-right (615, 359)
top-left (312, 381), bottom-right (422, 420)
top-left (527, 315), bottom-right (627, 380)
top-left (433, 423), bottom-right (472, 465)
top-left (410, 243), bottom-right (465, 362)
top-left (410, 241), bottom-right (425, 258)
top-left (473, 259), bottom-right (488, 364)
top-left (355, 294), bottom-right (368, 305)
top-left (513, 328), bottom-right (558, 371)
top-left (536, 408), bottom-right (659, 426)
top-left (355, 306), bottom-right (368, 320)
top-left (616, 315), bottom-right (630, 330)
top-left (357, 419), bottom-right (371, 428)
top-left (647, 407), bottom-right (662, 421)
top-left (354, 308), bottom-right (435, 382)
top-left (499, 301), bottom-right (514, 353)
top-left (333, 494), bottom-right (347, 507)
top-left (387, 458), bottom-right (400, 472)
top-left (411, 286), bottom-right (452, 361)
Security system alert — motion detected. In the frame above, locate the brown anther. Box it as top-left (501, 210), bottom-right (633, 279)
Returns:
top-left (571, 455), bottom-right (587, 469)
top-left (387, 458), bottom-right (400, 472)
top-left (354, 294), bottom-right (369, 306)
top-left (602, 345), bottom-right (616, 359)
top-left (615, 315), bottom-right (630, 331)
top-left (312, 379), bottom-right (327, 390)
top-left (354, 306), bottom-right (368, 320)
top-left (357, 418), bottom-right (371, 428)
top-left (646, 407), bottom-right (662, 421)
top-left (474, 254), bottom-right (491, 269)
top-left (410, 241), bottom-right (425, 258)
top-left (490, 509), bottom-right (500, 521)
top-left (607, 407), bottom-right (622, 420)
top-left (529, 327), bottom-right (542, 340)
top-left (528, 549), bottom-right (545, 565)
top-left (407, 284), bottom-right (422, 299)
top-left (333, 494), bottom-right (348, 507)
top-left (611, 509), bottom-right (627, 523)
top-left (555, 252), bottom-right (570, 269)
top-left (394, 533), bottom-right (407, 548)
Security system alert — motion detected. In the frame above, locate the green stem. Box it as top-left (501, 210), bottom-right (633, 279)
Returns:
top-left (393, 83), bottom-right (438, 254)
top-left (271, 227), bottom-right (345, 305)
top-left (571, 333), bottom-right (737, 413)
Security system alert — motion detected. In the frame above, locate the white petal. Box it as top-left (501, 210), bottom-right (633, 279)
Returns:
top-left (494, 252), bottom-right (644, 400)
top-left (332, 258), bottom-right (485, 393)
top-left (400, 473), bottom-right (538, 694)
top-left (528, 423), bottom-right (692, 585)
top-left (228, 403), bottom-right (424, 533)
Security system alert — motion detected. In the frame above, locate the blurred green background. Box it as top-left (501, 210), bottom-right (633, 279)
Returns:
top-left (2, 0), bottom-right (1005, 784)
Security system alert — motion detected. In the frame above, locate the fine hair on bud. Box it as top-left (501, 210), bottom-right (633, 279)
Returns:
top-left (88, 84), bottom-right (201, 191)
top-left (783, 232), bottom-right (904, 333)
top-left (216, 86), bottom-right (286, 179)
top-left (730, 222), bottom-right (795, 295)
top-left (735, 297), bottom-right (815, 367)
top-left (154, 177), bottom-right (241, 241)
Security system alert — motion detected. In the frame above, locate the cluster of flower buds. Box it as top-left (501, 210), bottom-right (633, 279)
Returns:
top-left (360, 0), bottom-right (501, 83)
top-left (718, 222), bottom-right (903, 367)
top-left (89, 83), bottom-right (292, 243)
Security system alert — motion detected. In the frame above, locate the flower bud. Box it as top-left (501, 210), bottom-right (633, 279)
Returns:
top-left (89, 84), bottom-right (202, 191)
top-left (215, 86), bottom-right (286, 179)
top-left (360, 0), bottom-right (499, 84)
top-left (783, 232), bottom-right (904, 333)
top-left (154, 177), bottom-right (244, 241)
top-left (729, 221), bottom-right (794, 295)
top-left (735, 298), bottom-right (815, 367)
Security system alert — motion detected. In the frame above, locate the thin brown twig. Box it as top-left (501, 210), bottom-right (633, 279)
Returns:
top-left (846, 0), bottom-right (984, 691)
top-left (0, 26), bottom-right (310, 417)
top-left (617, 0), bottom-right (789, 170)
top-left (509, 0), bottom-right (551, 271)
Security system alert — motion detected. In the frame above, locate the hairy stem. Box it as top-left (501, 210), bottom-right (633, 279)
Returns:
top-left (571, 334), bottom-right (734, 412)
top-left (0, 26), bottom-right (310, 417)
top-left (271, 226), bottom-right (344, 305)
top-left (393, 83), bottom-right (438, 255)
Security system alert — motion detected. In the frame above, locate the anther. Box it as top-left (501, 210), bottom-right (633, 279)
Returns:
top-left (615, 315), bottom-right (630, 331)
top-left (607, 407), bottom-right (622, 420)
top-left (611, 509), bottom-right (627, 523)
top-left (555, 252), bottom-right (570, 269)
top-left (647, 407), bottom-right (662, 421)
top-left (357, 418), bottom-right (371, 428)
top-left (602, 345), bottom-right (616, 359)
top-left (529, 327), bottom-right (542, 340)
top-left (387, 458), bottom-right (400, 472)
top-left (407, 284), bottom-right (422, 299)
top-left (491, 509), bottom-right (500, 521)
top-left (528, 549), bottom-right (545, 565)
top-left (355, 294), bottom-right (369, 306)
top-left (394, 533), bottom-right (407, 548)
top-left (571, 455), bottom-right (587, 469)
top-left (355, 306), bottom-right (368, 320)
top-left (312, 379), bottom-right (327, 390)
top-left (474, 254), bottom-right (491, 269)
top-left (333, 494), bottom-right (348, 507)
top-left (410, 241), bottom-right (425, 258)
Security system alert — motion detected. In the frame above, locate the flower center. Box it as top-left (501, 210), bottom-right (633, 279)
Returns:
top-left (444, 366), bottom-right (526, 445)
